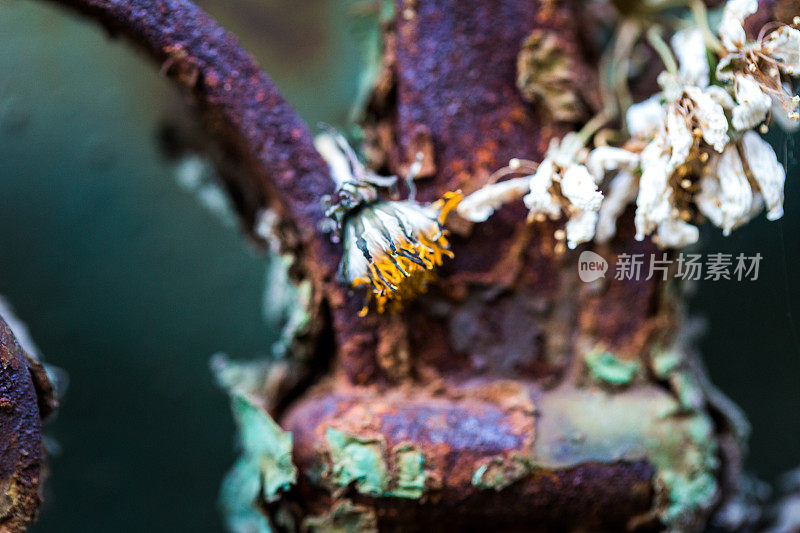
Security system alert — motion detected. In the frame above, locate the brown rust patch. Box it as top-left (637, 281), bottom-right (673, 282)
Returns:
top-left (0, 317), bottom-right (51, 532)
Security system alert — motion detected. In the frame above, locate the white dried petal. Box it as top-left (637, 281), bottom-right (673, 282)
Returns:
top-left (635, 138), bottom-right (673, 240)
top-left (764, 26), bottom-right (800, 75)
top-left (456, 177), bottom-right (531, 222)
top-left (596, 171), bottom-right (638, 243)
top-left (704, 85), bottom-right (735, 109)
top-left (548, 132), bottom-right (584, 168)
top-left (719, 0), bottom-right (757, 52)
top-left (559, 164), bottom-right (603, 211)
top-left (341, 220), bottom-right (373, 281)
top-left (732, 75), bottom-right (772, 130)
top-left (740, 130), bottom-right (785, 220)
top-left (686, 86), bottom-right (731, 152)
top-left (627, 95), bottom-right (666, 140)
top-left (696, 145), bottom-right (754, 235)
top-left (314, 133), bottom-right (354, 186)
top-left (671, 28), bottom-right (710, 87)
top-left (524, 160), bottom-right (561, 218)
top-left (565, 210), bottom-right (598, 250)
top-left (656, 218), bottom-right (700, 249)
top-left (667, 106), bottom-right (694, 169)
top-left (586, 146), bottom-right (640, 182)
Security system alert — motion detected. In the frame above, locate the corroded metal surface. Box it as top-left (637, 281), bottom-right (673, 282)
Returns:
top-left (27, 0), bottom-right (760, 529)
top-left (283, 382), bottom-right (657, 531)
top-left (0, 317), bottom-right (50, 532)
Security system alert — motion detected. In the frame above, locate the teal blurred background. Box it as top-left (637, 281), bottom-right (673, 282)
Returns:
top-left (0, 1), bottom-right (797, 531)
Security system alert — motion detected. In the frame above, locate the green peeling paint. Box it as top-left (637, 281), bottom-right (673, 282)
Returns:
top-left (585, 350), bottom-right (640, 385)
top-left (660, 471), bottom-right (719, 525)
top-left (533, 385), bottom-right (719, 528)
top-left (304, 500), bottom-right (378, 533)
top-left (650, 349), bottom-right (683, 379)
top-left (215, 358), bottom-right (297, 532)
top-left (472, 454), bottom-right (533, 491)
top-left (387, 445), bottom-right (426, 499)
top-left (325, 428), bottom-right (389, 496)
top-left (233, 396), bottom-right (296, 499)
top-left (219, 457), bottom-right (274, 533)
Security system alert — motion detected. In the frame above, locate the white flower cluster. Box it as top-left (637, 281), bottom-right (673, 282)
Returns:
top-left (459, 133), bottom-right (604, 249)
top-left (458, 0), bottom-right (797, 250)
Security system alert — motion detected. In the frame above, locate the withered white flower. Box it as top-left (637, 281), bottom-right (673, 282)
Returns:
top-left (565, 210), bottom-right (599, 250)
top-left (339, 194), bottom-right (461, 316)
top-left (684, 86), bottom-right (731, 152)
top-left (523, 160), bottom-right (563, 219)
top-left (732, 74), bottom-right (772, 130)
top-left (740, 130), bottom-right (785, 220)
top-left (696, 144), bottom-right (754, 235)
top-left (719, 0), bottom-right (757, 52)
top-left (525, 135), bottom-right (604, 249)
top-left (655, 217), bottom-right (700, 249)
top-left (560, 164), bottom-right (603, 211)
top-left (715, 1), bottom-right (800, 125)
top-left (456, 176), bottom-right (530, 222)
top-left (763, 26), bottom-right (800, 75)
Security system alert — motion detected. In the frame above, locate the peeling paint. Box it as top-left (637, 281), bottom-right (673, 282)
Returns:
top-left (650, 348), bottom-right (684, 379)
top-left (325, 428), bottom-right (388, 496)
top-left (215, 360), bottom-right (297, 532)
top-left (585, 350), bottom-right (640, 385)
top-left (387, 445), bottom-right (426, 499)
top-left (233, 396), bottom-right (296, 499)
top-left (533, 385), bottom-right (719, 529)
top-left (659, 471), bottom-right (719, 526)
top-left (304, 500), bottom-right (378, 533)
top-left (472, 454), bottom-right (533, 491)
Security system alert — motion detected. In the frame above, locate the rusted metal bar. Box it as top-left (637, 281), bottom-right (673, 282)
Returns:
top-left (0, 316), bottom-right (54, 532)
top-left (41, 0), bottom-right (341, 286)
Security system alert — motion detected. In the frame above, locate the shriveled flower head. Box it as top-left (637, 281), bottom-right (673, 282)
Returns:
top-left (316, 127), bottom-right (462, 315)
top-left (716, 0), bottom-right (800, 128)
top-left (339, 194), bottom-right (461, 316)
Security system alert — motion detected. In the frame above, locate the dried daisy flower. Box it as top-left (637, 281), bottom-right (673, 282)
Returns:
top-left (316, 130), bottom-right (462, 316)
top-left (716, 0), bottom-right (800, 127)
top-left (339, 194), bottom-right (461, 316)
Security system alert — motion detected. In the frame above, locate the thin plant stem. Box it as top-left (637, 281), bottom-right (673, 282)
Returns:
top-left (647, 25), bottom-right (679, 75)
top-left (688, 0), bottom-right (725, 54)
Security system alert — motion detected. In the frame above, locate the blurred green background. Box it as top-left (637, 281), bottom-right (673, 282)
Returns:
top-left (0, 1), bottom-right (797, 531)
